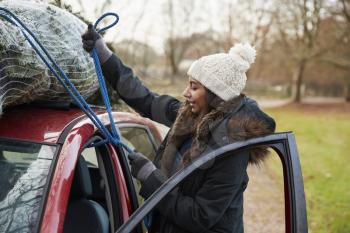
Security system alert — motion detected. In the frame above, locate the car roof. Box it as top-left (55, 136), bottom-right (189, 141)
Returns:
top-left (0, 105), bottom-right (162, 144)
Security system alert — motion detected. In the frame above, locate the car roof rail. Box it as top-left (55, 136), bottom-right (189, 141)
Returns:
top-left (24, 101), bottom-right (107, 111)
top-left (27, 100), bottom-right (76, 110)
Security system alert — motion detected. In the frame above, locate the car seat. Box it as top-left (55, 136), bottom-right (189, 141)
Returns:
top-left (63, 156), bottom-right (109, 233)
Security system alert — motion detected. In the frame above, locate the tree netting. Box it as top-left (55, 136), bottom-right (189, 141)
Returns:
top-left (0, 1), bottom-right (99, 116)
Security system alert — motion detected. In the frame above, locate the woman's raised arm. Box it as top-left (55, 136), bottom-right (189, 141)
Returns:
top-left (82, 25), bottom-right (180, 126)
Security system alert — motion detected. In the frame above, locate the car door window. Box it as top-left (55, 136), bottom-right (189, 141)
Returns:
top-left (118, 124), bottom-right (160, 232)
top-left (0, 139), bottom-right (56, 233)
top-left (82, 146), bottom-right (99, 167)
top-left (80, 146), bottom-right (107, 204)
top-left (114, 133), bottom-right (308, 233)
top-left (119, 125), bottom-right (158, 161)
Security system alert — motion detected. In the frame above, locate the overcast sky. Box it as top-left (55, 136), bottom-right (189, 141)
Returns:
top-left (62, 0), bottom-right (232, 52)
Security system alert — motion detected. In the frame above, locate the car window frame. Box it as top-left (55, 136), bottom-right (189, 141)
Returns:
top-left (114, 132), bottom-right (308, 233)
top-left (112, 139), bottom-right (144, 233)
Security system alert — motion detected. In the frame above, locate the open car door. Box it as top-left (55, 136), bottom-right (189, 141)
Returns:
top-left (116, 132), bottom-right (308, 233)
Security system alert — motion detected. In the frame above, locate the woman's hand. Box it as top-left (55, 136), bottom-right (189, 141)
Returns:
top-left (81, 24), bottom-right (101, 52)
top-left (81, 24), bottom-right (112, 63)
top-left (128, 152), bottom-right (156, 183)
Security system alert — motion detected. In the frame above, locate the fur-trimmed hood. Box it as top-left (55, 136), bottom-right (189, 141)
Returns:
top-left (160, 94), bottom-right (276, 177)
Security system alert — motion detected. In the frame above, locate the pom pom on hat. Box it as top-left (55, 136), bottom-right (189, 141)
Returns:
top-left (187, 42), bottom-right (256, 101)
top-left (229, 43), bottom-right (256, 65)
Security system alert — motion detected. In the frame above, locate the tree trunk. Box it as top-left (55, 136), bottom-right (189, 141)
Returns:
top-left (169, 52), bottom-right (178, 84)
top-left (346, 80), bottom-right (350, 102)
top-left (294, 59), bottom-right (307, 103)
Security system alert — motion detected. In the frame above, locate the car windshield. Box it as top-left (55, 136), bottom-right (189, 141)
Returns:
top-left (0, 139), bottom-right (57, 233)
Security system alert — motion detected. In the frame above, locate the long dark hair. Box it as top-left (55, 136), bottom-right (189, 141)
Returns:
top-left (205, 88), bottom-right (224, 112)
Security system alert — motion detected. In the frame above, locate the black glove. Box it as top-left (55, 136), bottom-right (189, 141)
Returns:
top-left (81, 24), bottom-right (101, 52)
top-left (128, 152), bottom-right (156, 183)
top-left (81, 24), bottom-right (112, 63)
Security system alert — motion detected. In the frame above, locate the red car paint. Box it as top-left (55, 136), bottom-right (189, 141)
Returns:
top-left (0, 106), bottom-right (86, 143)
top-left (0, 105), bottom-right (163, 233)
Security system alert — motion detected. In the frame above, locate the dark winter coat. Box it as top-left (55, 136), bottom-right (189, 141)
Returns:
top-left (102, 54), bottom-right (276, 233)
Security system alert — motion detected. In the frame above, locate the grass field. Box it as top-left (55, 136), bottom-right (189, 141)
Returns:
top-left (266, 104), bottom-right (350, 233)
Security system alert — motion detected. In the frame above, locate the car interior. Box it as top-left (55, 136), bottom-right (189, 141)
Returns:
top-left (62, 125), bottom-right (159, 233)
top-left (63, 156), bottom-right (109, 233)
top-left (63, 141), bottom-right (121, 233)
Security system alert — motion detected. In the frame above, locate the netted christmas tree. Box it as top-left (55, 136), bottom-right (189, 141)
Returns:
top-left (0, 1), bottom-right (99, 115)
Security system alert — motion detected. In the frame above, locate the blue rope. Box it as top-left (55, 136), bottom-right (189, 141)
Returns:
top-left (94, 12), bottom-right (119, 33)
top-left (90, 12), bottom-right (124, 146)
top-left (0, 8), bottom-right (131, 153)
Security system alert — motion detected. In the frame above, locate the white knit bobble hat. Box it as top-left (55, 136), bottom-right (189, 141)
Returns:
top-left (187, 43), bottom-right (256, 101)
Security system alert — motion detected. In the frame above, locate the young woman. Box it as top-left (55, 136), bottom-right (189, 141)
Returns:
top-left (82, 25), bottom-right (276, 233)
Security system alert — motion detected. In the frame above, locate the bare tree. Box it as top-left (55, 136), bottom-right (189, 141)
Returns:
top-left (324, 0), bottom-right (350, 101)
top-left (140, 29), bottom-right (158, 75)
top-left (340, 0), bottom-right (350, 21)
top-left (274, 0), bottom-right (349, 102)
top-left (275, 0), bottom-right (322, 102)
top-left (112, 39), bottom-right (158, 76)
top-left (299, 0), bottom-right (350, 101)
top-left (211, 0), bottom-right (276, 82)
top-left (116, 0), bottom-right (150, 67)
top-left (163, 0), bottom-right (196, 83)
top-left (223, 0), bottom-right (237, 51)
top-left (244, 1), bottom-right (276, 79)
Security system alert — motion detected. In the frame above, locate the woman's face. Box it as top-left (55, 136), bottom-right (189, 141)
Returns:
top-left (182, 78), bottom-right (209, 114)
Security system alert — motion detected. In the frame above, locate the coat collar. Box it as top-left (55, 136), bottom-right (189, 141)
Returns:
top-left (160, 94), bottom-right (275, 176)
top-left (208, 95), bottom-right (246, 132)
top-left (160, 95), bottom-right (246, 176)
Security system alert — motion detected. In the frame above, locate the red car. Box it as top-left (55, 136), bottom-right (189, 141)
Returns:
top-left (0, 104), bottom-right (308, 233)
